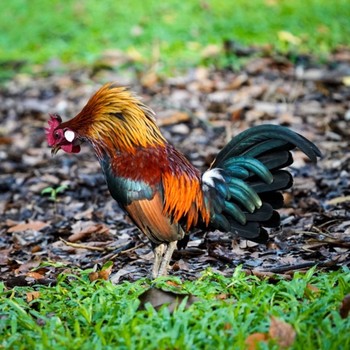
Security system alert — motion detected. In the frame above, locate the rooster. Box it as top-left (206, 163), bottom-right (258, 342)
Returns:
top-left (46, 83), bottom-right (321, 278)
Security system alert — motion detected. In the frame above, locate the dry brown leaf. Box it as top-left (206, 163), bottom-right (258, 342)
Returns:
top-left (157, 111), bottom-right (190, 127)
top-left (7, 221), bottom-right (49, 233)
top-left (141, 71), bottom-right (159, 89)
top-left (5, 219), bottom-right (18, 227)
top-left (138, 287), bottom-right (200, 312)
top-left (245, 333), bottom-right (268, 350)
top-left (166, 280), bottom-right (182, 288)
top-left (269, 316), bottom-right (296, 348)
top-left (223, 323), bottom-right (232, 331)
top-left (89, 264), bottom-right (113, 282)
top-left (15, 261), bottom-right (41, 274)
top-left (99, 264), bottom-right (113, 280)
top-left (88, 272), bottom-right (99, 282)
top-left (171, 258), bottom-right (190, 272)
top-left (26, 271), bottom-right (45, 280)
top-left (227, 74), bottom-right (249, 90)
top-left (305, 283), bottom-right (321, 296)
top-left (339, 294), bottom-right (350, 319)
top-left (31, 245), bottom-right (42, 253)
top-left (74, 208), bottom-right (93, 220)
top-left (26, 291), bottom-right (40, 302)
top-left (0, 136), bottom-right (12, 145)
top-left (68, 222), bottom-right (109, 242)
top-left (215, 293), bottom-right (229, 300)
top-left (0, 249), bottom-right (11, 265)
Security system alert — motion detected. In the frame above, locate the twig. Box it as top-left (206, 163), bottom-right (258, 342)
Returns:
top-left (109, 242), bottom-right (147, 260)
top-left (306, 238), bottom-right (350, 249)
top-left (317, 219), bottom-right (339, 229)
top-left (59, 238), bottom-right (106, 252)
top-left (242, 269), bottom-right (292, 281)
top-left (295, 230), bottom-right (335, 239)
top-left (260, 260), bottom-right (337, 274)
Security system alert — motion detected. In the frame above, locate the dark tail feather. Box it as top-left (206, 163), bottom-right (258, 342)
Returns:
top-left (250, 170), bottom-right (292, 193)
top-left (228, 221), bottom-right (269, 243)
top-left (257, 151), bottom-right (293, 170)
top-left (211, 124), bottom-right (321, 167)
top-left (202, 124), bottom-right (321, 243)
top-left (259, 192), bottom-right (284, 209)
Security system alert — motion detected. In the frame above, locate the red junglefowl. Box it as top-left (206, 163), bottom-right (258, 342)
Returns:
top-left (46, 83), bottom-right (321, 278)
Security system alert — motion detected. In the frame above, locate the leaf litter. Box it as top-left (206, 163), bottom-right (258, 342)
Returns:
top-left (0, 49), bottom-right (349, 288)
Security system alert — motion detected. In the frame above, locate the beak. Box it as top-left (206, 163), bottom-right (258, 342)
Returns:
top-left (51, 145), bottom-right (60, 156)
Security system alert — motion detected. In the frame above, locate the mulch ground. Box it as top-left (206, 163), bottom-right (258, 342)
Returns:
top-left (1, 51), bottom-right (349, 287)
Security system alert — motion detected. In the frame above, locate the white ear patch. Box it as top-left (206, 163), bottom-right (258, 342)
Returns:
top-left (64, 130), bottom-right (75, 142)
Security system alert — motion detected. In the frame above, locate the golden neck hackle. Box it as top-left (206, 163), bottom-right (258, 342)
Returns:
top-left (61, 83), bottom-right (167, 158)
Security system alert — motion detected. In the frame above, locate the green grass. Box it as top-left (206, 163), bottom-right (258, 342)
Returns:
top-left (1, 0), bottom-right (350, 77)
top-left (1, 267), bottom-right (349, 349)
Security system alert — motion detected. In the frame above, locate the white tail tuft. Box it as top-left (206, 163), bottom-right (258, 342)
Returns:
top-left (202, 168), bottom-right (224, 188)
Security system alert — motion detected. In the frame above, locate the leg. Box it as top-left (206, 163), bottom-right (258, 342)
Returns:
top-left (158, 241), bottom-right (177, 277)
top-left (152, 243), bottom-right (166, 279)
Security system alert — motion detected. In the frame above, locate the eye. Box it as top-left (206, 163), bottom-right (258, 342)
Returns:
top-left (54, 131), bottom-right (60, 139)
top-left (64, 130), bottom-right (75, 142)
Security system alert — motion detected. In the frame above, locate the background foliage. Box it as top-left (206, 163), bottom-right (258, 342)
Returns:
top-left (1, 0), bottom-right (350, 73)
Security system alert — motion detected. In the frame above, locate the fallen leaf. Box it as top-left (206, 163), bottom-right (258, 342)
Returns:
top-left (0, 136), bottom-right (12, 145)
top-left (89, 262), bottom-right (113, 282)
top-left (7, 221), bottom-right (49, 233)
top-left (227, 74), bottom-right (249, 90)
top-left (138, 287), bottom-right (200, 312)
top-left (110, 267), bottom-right (137, 284)
top-left (0, 249), bottom-right (11, 265)
top-left (5, 219), bottom-right (18, 227)
top-left (339, 294), bottom-right (350, 319)
top-left (26, 271), bottom-right (45, 280)
top-left (88, 272), bottom-right (99, 282)
top-left (157, 111), bottom-right (190, 127)
top-left (99, 263), bottom-right (113, 280)
top-left (68, 221), bottom-right (109, 242)
top-left (31, 245), bottom-right (42, 253)
top-left (166, 280), bottom-right (182, 288)
top-left (26, 291), bottom-right (41, 302)
top-left (223, 323), bottom-right (232, 331)
top-left (305, 283), bottom-right (321, 297)
top-left (245, 333), bottom-right (268, 350)
top-left (215, 293), bottom-right (229, 300)
top-left (141, 71), bottom-right (159, 89)
top-left (171, 258), bottom-right (190, 272)
top-left (15, 261), bottom-right (41, 274)
top-left (269, 316), bottom-right (296, 348)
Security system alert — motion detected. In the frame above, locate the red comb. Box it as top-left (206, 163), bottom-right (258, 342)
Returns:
top-left (46, 114), bottom-right (62, 146)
